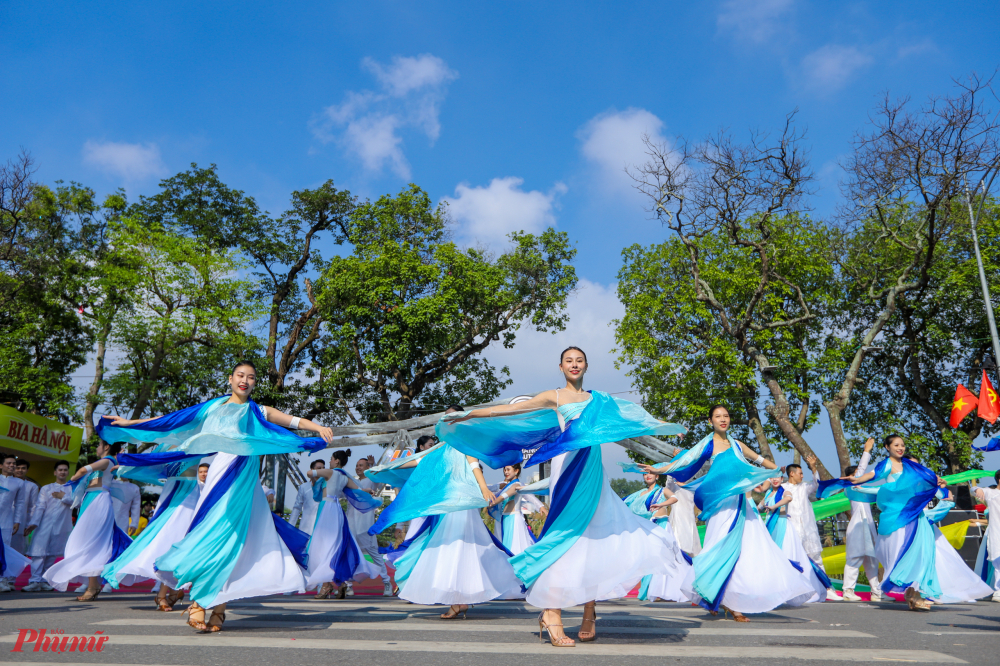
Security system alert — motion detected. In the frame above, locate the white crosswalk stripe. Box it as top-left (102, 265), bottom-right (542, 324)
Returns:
top-left (1, 598), bottom-right (976, 663)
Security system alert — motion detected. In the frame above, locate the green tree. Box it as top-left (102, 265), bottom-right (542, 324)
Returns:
top-left (103, 215), bottom-right (262, 419)
top-left (317, 185), bottom-right (577, 422)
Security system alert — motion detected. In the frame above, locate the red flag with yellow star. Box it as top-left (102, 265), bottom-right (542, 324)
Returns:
top-left (949, 384), bottom-right (978, 428)
top-left (978, 371), bottom-right (999, 424)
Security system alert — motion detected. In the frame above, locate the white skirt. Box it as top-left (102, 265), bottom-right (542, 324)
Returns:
top-left (877, 521), bottom-right (992, 603)
top-left (526, 450), bottom-right (678, 609)
top-left (305, 498), bottom-right (381, 588)
top-left (642, 520), bottom-right (694, 602)
top-left (156, 454), bottom-right (306, 605)
top-left (498, 511), bottom-right (537, 556)
top-left (697, 497), bottom-right (814, 614)
top-left (45, 489), bottom-right (135, 591)
top-left (779, 520), bottom-right (828, 603)
top-left (398, 509), bottom-right (522, 605)
top-left (112, 486), bottom-right (199, 581)
top-left (2, 535), bottom-right (30, 577)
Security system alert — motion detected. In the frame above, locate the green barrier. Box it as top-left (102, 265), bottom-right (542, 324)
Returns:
top-left (811, 469), bottom-right (996, 520)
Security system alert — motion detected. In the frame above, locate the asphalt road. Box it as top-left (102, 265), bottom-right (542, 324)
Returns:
top-left (2, 591), bottom-right (997, 665)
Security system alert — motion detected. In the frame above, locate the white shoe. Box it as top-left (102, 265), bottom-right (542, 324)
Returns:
top-left (0, 580), bottom-right (12, 593)
top-left (826, 589), bottom-right (842, 601)
top-left (40, 582), bottom-right (54, 592)
top-left (870, 593), bottom-right (882, 603)
top-left (383, 581), bottom-right (393, 596)
top-left (21, 582), bottom-right (43, 592)
top-left (842, 589), bottom-right (862, 601)
top-left (992, 592), bottom-right (1000, 603)
top-left (345, 584), bottom-right (355, 597)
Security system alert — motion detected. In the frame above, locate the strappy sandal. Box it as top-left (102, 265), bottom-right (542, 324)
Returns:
top-left (155, 590), bottom-right (171, 612)
top-left (904, 587), bottom-right (930, 611)
top-left (313, 582), bottom-right (333, 600)
top-left (440, 604), bottom-right (471, 619)
top-left (75, 587), bottom-right (101, 602)
top-left (538, 611), bottom-right (575, 647)
top-left (204, 607), bottom-right (226, 633)
top-left (164, 589), bottom-right (185, 611)
top-left (578, 602), bottom-right (597, 642)
top-left (722, 605), bottom-right (750, 622)
top-left (183, 602), bottom-right (207, 631)
top-left (336, 583), bottom-right (348, 599)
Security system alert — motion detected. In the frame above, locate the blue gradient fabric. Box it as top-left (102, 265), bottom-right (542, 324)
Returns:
top-left (332, 469), bottom-right (383, 512)
top-left (693, 493), bottom-right (746, 612)
top-left (97, 396), bottom-right (327, 455)
top-left (103, 477), bottom-right (198, 588)
top-left (869, 458), bottom-right (943, 536)
top-left (368, 444), bottom-right (487, 535)
top-left (762, 487), bottom-right (788, 549)
top-left (155, 455), bottom-right (257, 607)
top-left (635, 434), bottom-right (715, 483)
top-left (272, 511), bottom-right (310, 569)
top-left (364, 447), bottom-right (434, 487)
top-left (435, 391), bottom-right (686, 469)
top-left (116, 449), bottom-right (204, 485)
top-left (692, 441), bottom-right (781, 522)
top-left (624, 486), bottom-right (663, 520)
top-left (509, 445), bottom-right (603, 588)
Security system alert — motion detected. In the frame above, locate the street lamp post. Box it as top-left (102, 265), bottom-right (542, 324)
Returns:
top-left (966, 183), bottom-right (1000, 374)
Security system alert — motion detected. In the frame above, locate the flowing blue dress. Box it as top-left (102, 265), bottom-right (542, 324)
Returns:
top-left (623, 485), bottom-right (693, 602)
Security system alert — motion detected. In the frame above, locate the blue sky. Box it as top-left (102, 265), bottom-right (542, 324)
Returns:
top-left (5, 1), bottom-right (1000, 480)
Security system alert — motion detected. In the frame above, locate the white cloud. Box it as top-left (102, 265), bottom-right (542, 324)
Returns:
top-left (800, 45), bottom-right (873, 94)
top-left (444, 177), bottom-right (567, 247)
top-left (311, 54), bottom-right (458, 178)
top-left (578, 107), bottom-right (669, 197)
top-left (717, 0), bottom-right (795, 44)
top-left (896, 39), bottom-right (937, 60)
top-left (362, 54), bottom-right (458, 99)
top-left (81, 140), bottom-right (168, 182)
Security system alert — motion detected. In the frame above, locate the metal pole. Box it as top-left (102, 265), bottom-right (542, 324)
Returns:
top-left (274, 454), bottom-right (287, 515)
top-left (968, 193), bottom-right (1000, 370)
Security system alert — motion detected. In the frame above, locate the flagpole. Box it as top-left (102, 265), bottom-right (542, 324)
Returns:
top-left (966, 185), bottom-right (1000, 375)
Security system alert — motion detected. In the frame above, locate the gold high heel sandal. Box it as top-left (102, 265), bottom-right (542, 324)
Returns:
top-left (182, 602), bottom-right (207, 631)
top-left (439, 604), bottom-right (471, 619)
top-left (904, 587), bottom-right (930, 611)
top-left (75, 587), bottom-right (101, 602)
top-left (204, 607), bottom-right (226, 633)
top-left (578, 603), bottom-right (597, 642)
top-left (538, 611), bottom-right (575, 647)
top-left (722, 605), bottom-right (750, 622)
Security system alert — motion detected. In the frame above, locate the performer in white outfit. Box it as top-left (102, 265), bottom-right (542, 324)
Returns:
top-left (841, 438), bottom-right (881, 602)
top-left (0, 453), bottom-right (28, 591)
top-left (304, 449), bottom-right (381, 595)
top-left (289, 459), bottom-right (324, 535)
top-left (345, 454), bottom-right (391, 596)
top-left (782, 455), bottom-right (839, 601)
top-left (44, 441), bottom-right (134, 600)
top-left (110, 479), bottom-right (142, 535)
top-left (664, 476), bottom-right (701, 556)
top-left (11, 459), bottom-right (38, 554)
top-left (0, 485), bottom-right (30, 586)
top-left (974, 472), bottom-right (1000, 602)
top-left (21, 460), bottom-right (74, 592)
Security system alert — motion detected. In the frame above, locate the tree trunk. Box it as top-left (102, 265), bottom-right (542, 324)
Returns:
top-left (131, 341), bottom-right (166, 420)
top-left (84, 316), bottom-right (114, 443)
top-left (742, 397), bottom-right (774, 462)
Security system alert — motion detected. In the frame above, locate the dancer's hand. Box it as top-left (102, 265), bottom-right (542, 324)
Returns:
top-left (637, 464), bottom-right (661, 474)
top-left (315, 426), bottom-right (334, 443)
top-left (863, 438), bottom-right (875, 452)
top-left (366, 454), bottom-right (376, 467)
top-left (102, 414), bottom-right (136, 427)
top-left (24, 524), bottom-right (35, 537)
top-left (937, 476), bottom-right (947, 488)
top-left (481, 487), bottom-right (497, 504)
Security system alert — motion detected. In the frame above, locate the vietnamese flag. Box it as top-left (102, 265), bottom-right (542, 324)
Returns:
top-left (978, 371), bottom-right (1000, 424)
top-left (949, 384), bottom-right (978, 428)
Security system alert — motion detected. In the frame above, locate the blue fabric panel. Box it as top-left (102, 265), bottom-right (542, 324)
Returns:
top-left (272, 510), bottom-right (310, 569)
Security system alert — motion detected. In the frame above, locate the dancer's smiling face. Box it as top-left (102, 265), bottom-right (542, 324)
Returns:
top-left (643, 472), bottom-right (658, 486)
top-left (503, 465), bottom-right (520, 481)
top-left (229, 364), bottom-right (257, 399)
top-left (559, 349), bottom-right (587, 383)
top-left (709, 406), bottom-right (730, 434)
top-left (884, 436), bottom-right (906, 460)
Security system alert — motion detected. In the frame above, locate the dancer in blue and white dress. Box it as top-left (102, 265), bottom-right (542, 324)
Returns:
top-left (830, 434), bottom-right (993, 610)
top-left (638, 405), bottom-right (814, 622)
top-left (487, 463), bottom-right (546, 556)
top-left (436, 347), bottom-right (687, 647)
top-left (621, 472), bottom-right (692, 603)
top-left (367, 406), bottom-right (522, 618)
top-left (98, 360), bottom-right (332, 632)
top-left (0, 485), bottom-right (30, 584)
top-left (757, 477), bottom-right (832, 603)
top-left (43, 441), bottom-right (133, 600)
top-left (303, 448), bottom-right (381, 596)
top-left (103, 462), bottom-right (203, 611)
top-left (973, 472), bottom-right (1000, 602)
